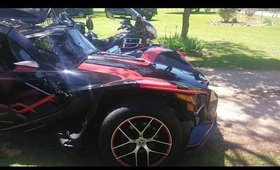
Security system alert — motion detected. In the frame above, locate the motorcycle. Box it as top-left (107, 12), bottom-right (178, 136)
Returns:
top-left (86, 11), bottom-right (156, 53)
top-left (56, 8), bottom-right (209, 85)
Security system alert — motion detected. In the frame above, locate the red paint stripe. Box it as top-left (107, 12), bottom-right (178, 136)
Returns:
top-left (11, 103), bottom-right (36, 113)
top-left (140, 47), bottom-right (166, 62)
top-left (141, 51), bottom-right (161, 62)
top-left (78, 63), bottom-right (207, 95)
top-left (176, 51), bottom-right (190, 64)
top-left (136, 79), bottom-right (208, 95)
top-left (0, 104), bottom-right (9, 108)
top-left (15, 65), bottom-right (37, 72)
top-left (11, 94), bottom-right (55, 114)
top-left (78, 63), bottom-right (143, 80)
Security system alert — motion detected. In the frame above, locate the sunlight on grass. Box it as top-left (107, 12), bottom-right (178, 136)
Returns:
top-left (9, 163), bottom-right (37, 167)
top-left (225, 149), bottom-right (280, 166)
top-left (87, 8), bottom-right (280, 69)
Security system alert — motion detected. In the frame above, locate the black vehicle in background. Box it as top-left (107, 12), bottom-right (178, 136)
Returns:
top-left (84, 8), bottom-right (209, 83)
top-left (53, 8), bottom-right (93, 18)
top-left (105, 8), bottom-right (157, 21)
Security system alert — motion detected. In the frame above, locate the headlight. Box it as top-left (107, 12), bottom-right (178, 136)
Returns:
top-left (175, 93), bottom-right (196, 112)
top-left (146, 25), bottom-right (157, 38)
top-left (175, 93), bottom-right (207, 114)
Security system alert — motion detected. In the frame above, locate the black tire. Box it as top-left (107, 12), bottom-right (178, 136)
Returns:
top-left (78, 11), bottom-right (85, 18)
top-left (99, 100), bottom-right (183, 167)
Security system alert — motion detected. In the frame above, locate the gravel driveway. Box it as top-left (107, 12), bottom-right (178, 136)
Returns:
top-left (184, 68), bottom-right (280, 165)
top-left (0, 69), bottom-right (280, 166)
top-left (207, 69), bottom-right (280, 153)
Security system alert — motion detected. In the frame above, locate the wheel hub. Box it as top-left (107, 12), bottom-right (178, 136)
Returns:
top-left (136, 137), bottom-right (147, 146)
top-left (111, 115), bottom-right (172, 166)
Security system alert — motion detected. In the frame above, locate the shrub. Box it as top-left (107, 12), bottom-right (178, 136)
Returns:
top-left (232, 17), bottom-right (238, 23)
top-left (191, 8), bottom-right (200, 13)
top-left (263, 18), bottom-right (272, 25)
top-left (217, 8), bottom-right (238, 22)
top-left (157, 34), bottom-right (204, 53)
top-left (205, 8), bottom-right (211, 13)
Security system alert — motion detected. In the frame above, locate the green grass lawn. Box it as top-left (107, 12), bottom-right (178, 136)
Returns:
top-left (79, 8), bottom-right (280, 70)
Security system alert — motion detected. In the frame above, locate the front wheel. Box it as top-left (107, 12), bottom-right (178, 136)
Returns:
top-left (99, 101), bottom-right (183, 166)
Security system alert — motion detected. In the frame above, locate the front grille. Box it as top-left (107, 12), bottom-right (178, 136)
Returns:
top-left (123, 38), bottom-right (142, 48)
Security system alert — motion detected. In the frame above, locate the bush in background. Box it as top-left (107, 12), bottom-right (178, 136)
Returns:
top-left (157, 34), bottom-right (204, 55)
top-left (263, 18), bottom-right (273, 25)
top-left (191, 8), bottom-right (200, 13)
top-left (217, 8), bottom-right (238, 22)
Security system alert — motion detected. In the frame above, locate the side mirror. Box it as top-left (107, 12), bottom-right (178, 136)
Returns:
top-left (86, 17), bottom-right (94, 31)
top-left (14, 61), bottom-right (39, 72)
top-left (105, 8), bottom-right (135, 20)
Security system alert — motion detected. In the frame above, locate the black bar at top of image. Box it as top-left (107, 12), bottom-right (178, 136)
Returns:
top-left (0, 0), bottom-right (279, 8)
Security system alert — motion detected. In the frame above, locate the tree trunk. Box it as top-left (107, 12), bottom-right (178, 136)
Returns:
top-left (274, 9), bottom-right (279, 19)
top-left (180, 8), bottom-right (191, 39)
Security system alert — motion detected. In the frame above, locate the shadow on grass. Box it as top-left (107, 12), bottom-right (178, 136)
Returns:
top-left (0, 130), bottom-right (106, 166)
top-left (0, 120), bottom-right (279, 166)
top-left (0, 126), bottom-right (227, 166)
top-left (148, 18), bottom-right (160, 22)
top-left (170, 123), bottom-right (226, 166)
top-left (191, 41), bottom-right (280, 70)
top-left (224, 140), bottom-right (279, 166)
top-left (172, 122), bottom-right (279, 166)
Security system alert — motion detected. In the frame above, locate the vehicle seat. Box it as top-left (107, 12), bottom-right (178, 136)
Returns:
top-left (90, 37), bottom-right (115, 51)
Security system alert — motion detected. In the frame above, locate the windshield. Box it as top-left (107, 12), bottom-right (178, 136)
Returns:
top-left (30, 28), bottom-right (97, 68)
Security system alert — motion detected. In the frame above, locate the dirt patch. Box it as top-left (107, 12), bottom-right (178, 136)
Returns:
top-left (200, 68), bottom-right (280, 165)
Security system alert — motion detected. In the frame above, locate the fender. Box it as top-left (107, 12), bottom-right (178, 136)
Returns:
top-left (70, 78), bottom-right (208, 98)
top-left (135, 78), bottom-right (208, 95)
top-left (141, 46), bottom-right (171, 62)
top-left (55, 72), bottom-right (209, 148)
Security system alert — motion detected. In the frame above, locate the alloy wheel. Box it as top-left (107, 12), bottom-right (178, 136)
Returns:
top-left (110, 115), bottom-right (172, 166)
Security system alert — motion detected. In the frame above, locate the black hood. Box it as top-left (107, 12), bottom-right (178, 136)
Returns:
top-left (83, 54), bottom-right (209, 90)
top-left (0, 8), bottom-right (51, 24)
